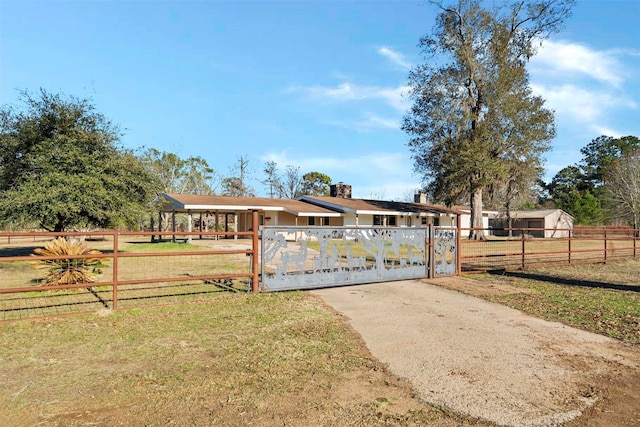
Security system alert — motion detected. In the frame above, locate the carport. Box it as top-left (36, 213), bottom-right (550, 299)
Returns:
top-left (156, 193), bottom-right (342, 241)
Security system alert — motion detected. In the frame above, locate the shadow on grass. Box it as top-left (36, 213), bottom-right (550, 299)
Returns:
top-left (490, 270), bottom-right (640, 293)
top-left (0, 246), bottom-right (43, 257)
top-left (1, 280), bottom-right (247, 319)
top-left (0, 246), bottom-right (116, 257)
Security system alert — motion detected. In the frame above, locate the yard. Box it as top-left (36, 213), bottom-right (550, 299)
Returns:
top-left (0, 291), bottom-right (486, 427)
top-left (1, 257), bottom-right (639, 425)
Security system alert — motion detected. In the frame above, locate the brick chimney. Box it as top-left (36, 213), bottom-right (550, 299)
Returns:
top-left (330, 183), bottom-right (352, 198)
top-left (414, 191), bottom-right (427, 204)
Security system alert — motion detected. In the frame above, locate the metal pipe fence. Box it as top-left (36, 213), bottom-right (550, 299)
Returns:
top-left (460, 227), bottom-right (639, 272)
top-left (0, 211), bottom-right (260, 321)
top-left (3, 221), bottom-right (638, 321)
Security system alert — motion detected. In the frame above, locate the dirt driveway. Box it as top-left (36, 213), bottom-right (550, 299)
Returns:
top-left (312, 278), bottom-right (640, 427)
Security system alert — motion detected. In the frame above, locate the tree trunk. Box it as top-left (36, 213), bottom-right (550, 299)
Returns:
top-left (54, 215), bottom-right (65, 233)
top-left (469, 187), bottom-right (486, 240)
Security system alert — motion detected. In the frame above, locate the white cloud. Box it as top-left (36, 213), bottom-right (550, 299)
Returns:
top-left (590, 126), bottom-right (623, 138)
top-left (377, 46), bottom-right (413, 70)
top-left (290, 82), bottom-right (410, 112)
top-left (532, 40), bottom-right (625, 87)
top-left (531, 83), bottom-right (637, 124)
top-left (326, 112), bottom-right (400, 132)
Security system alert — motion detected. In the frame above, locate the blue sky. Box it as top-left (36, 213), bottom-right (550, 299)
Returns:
top-left (1, 0), bottom-right (638, 200)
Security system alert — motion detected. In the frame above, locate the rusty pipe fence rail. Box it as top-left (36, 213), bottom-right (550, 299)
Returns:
top-left (0, 211), bottom-right (260, 321)
top-left (460, 227), bottom-right (639, 272)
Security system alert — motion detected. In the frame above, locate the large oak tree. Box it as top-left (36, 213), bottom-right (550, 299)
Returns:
top-left (0, 89), bottom-right (154, 231)
top-left (403, 0), bottom-right (573, 239)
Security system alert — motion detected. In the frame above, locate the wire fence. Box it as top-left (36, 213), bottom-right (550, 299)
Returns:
top-left (460, 227), bottom-right (639, 272)
top-left (0, 220), bottom-right (260, 321)
top-left (2, 223), bottom-right (638, 321)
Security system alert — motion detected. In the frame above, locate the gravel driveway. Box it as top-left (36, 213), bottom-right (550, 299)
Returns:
top-left (312, 279), bottom-right (640, 427)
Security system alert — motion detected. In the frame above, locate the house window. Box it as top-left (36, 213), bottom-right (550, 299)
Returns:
top-left (374, 215), bottom-right (397, 226)
top-left (421, 217), bottom-right (428, 225)
top-left (323, 216), bottom-right (330, 226)
top-left (308, 217), bottom-right (315, 226)
top-left (433, 217), bottom-right (440, 226)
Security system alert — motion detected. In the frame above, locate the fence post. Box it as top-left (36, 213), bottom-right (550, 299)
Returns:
top-left (251, 210), bottom-right (260, 294)
top-left (112, 230), bottom-right (119, 311)
top-left (568, 229), bottom-right (572, 265)
top-left (521, 229), bottom-right (526, 270)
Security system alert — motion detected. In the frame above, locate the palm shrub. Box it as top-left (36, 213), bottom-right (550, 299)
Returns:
top-left (32, 237), bottom-right (105, 286)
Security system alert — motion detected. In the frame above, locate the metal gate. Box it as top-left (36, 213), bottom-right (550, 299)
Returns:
top-left (261, 226), bottom-right (457, 292)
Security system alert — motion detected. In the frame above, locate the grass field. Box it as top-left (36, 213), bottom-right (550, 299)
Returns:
top-left (0, 292), bottom-right (485, 427)
top-left (0, 239), bottom-right (638, 425)
top-left (447, 260), bottom-right (640, 344)
top-left (0, 236), bottom-right (254, 320)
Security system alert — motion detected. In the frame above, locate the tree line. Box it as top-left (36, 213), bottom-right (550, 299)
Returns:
top-left (545, 135), bottom-right (640, 227)
top-left (0, 89), bottom-right (331, 232)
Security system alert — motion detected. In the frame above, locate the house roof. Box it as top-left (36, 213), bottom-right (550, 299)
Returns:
top-left (298, 196), bottom-right (460, 216)
top-left (452, 206), bottom-right (499, 216)
top-left (160, 193), bottom-right (341, 217)
top-left (507, 209), bottom-right (573, 219)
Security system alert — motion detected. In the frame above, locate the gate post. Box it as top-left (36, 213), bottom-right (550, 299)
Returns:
top-left (251, 209), bottom-right (260, 294)
top-left (428, 224), bottom-right (434, 279)
top-left (456, 214), bottom-right (461, 275)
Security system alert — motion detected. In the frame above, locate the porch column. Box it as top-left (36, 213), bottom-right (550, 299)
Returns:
top-left (234, 213), bottom-right (238, 240)
top-left (187, 210), bottom-right (193, 243)
top-left (171, 210), bottom-right (176, 243)
top-left (215, 210), bottom-right (220, 240)
top-left (158, 211), bottom-right (163, 241)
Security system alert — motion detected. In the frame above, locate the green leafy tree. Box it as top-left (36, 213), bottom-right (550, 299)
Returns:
top-left (141, 148), bottom-right (217, 196)
top-left (580, 135), bottom-right (640, 191)
top-left (547, 166), bottom-right (584, 209)
top-left (575, 191), bottom-right (603, 225)
top-left (403, 0), bottom-right (572, 239)
top-left (0, 89), bottom-right (154, 231)
top-left (141, 148), bottom-right (218, 231)
top-left (546, 135), bottom-right (640, 224)
top-left (301, 172), bottom-right (332, 196)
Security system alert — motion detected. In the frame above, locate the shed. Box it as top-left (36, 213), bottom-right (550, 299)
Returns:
top-left (489, 209), bottom-right (574, 238)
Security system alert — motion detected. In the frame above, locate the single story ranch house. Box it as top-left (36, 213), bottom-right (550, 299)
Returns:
top-left (157, 184), bottom-right (459, 235)
top-left (157, 183), bottom-right (572, 238)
